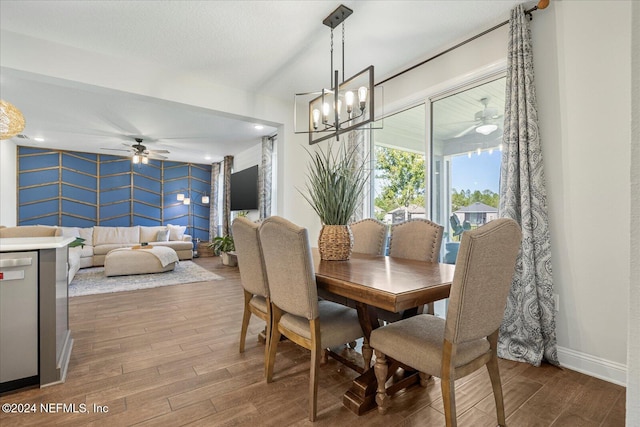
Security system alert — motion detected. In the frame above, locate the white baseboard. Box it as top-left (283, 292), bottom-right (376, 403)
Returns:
top-left (557, 346), bottom-right (627, 387)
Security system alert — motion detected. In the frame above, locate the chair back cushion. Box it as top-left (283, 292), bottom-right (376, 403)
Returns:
top-left (232, 217), bottom-right (269, 298)
top-left (445, 218), bottom-right (522, 344)
top-left (350, 218), bottom-right (387, 255)
top-left (259, 216), bottom-right (318, 320)
top-left (388, 218), bottom-right (443, 261)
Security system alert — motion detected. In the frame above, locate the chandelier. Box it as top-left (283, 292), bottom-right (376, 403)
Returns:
top-left (294, 5), bottom-right (379, 145)
top-left (0, 100), bottom-right (26, 140)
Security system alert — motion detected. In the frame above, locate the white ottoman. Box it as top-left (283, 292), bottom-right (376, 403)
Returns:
top-left (104, 246), bottom-right (179, 277)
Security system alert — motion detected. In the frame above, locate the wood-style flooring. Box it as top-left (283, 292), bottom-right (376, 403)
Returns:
top-left (0, 257), bottom-right (625, 426)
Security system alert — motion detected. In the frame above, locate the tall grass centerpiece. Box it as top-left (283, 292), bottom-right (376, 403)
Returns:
top-left (300, 141), bottom-right (368, 260)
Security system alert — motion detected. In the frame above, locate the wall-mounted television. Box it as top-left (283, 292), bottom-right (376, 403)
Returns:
top-left (230, 165), bottom-right (259, 211)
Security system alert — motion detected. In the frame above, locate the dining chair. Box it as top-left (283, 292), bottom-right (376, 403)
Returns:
top-left (382, 218), bottom-right (444, 320)
top-left (259, 216), bottom-right (364, 422)
top-left (388, 218), bottom-right (444, 261)
top-left (232, 217), bottom-right (271, 375)
top-left (350, 218), bottom-right (387, 255)
top-left (370, 218), bottom-right (522, 427)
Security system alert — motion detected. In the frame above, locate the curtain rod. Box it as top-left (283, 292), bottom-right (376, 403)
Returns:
top-left (376, 1), bottom-right (548, 86)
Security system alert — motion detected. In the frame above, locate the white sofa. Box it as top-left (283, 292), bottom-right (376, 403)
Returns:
top-left (0, 225), bottom-right (194, 283)
top-left (60, 225), bottom-right (193, 282)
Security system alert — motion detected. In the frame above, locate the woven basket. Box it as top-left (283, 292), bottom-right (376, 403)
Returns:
top-left (318, 224), bottom-right (353, 261)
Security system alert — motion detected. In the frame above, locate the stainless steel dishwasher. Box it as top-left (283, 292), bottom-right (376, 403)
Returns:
top-left (0, 251), bottom-right (39, 391)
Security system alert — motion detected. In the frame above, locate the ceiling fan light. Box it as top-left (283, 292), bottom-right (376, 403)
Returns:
top-left (132, 154), bottom-right (140, 164)
top-left (142, 156), bottom-right (149, 164)
top-left (476, 124), bottom-right (498, 136)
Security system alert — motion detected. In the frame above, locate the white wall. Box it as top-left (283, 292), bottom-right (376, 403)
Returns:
top-left (0, 140), bottom-right (17, 226)
top-left (628, 0), bottom-right (639, 422)
top-left (533, 1), bottom-right (631, 383)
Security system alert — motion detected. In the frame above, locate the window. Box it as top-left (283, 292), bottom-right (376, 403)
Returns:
top-left (372, 104), bottom-right (426, 226)
top-left (369, 76), bottom-right (505, 272)
top-left (431, 76), bottom-right (505, 264)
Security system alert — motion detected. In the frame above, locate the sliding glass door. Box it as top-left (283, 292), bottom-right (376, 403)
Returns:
top-left (431, 76), bottom-right (506, 264)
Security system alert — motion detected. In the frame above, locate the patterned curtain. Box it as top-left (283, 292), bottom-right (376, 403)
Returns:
top-left (259, 136), bottom-right (274, 220)
top-left (222, 155), bottom-right (233, 236)
top-left (209, 162), bottom-right (221, 239)
top-left (348, 130), bottom-right (365, 222)
top-left (498, 4), bottom-right (558, 366)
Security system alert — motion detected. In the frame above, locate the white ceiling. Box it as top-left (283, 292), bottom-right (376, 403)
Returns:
top-left (0, 0), bottom-right (524, 163)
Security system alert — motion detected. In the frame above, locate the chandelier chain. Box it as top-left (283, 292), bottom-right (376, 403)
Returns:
top-left (342, 22), bottom-right (345, 83)
top-left (330, 28), bottom-right (334, 88)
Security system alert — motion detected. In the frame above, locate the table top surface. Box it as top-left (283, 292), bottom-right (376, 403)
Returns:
top-left (313, 250), bottom-right (455, 313)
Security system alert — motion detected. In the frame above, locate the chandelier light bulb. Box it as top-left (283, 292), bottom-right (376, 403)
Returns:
top-left (322, 102), bottom-right (330, 123)
top-left (312, 109), bottom-right (320, 129)
top-left (345, 91), bottom-right (354, 115)
top-left (358, 86), bottom-right (368, 110)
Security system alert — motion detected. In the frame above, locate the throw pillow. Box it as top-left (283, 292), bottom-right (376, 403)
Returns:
top-left (156, 229), bottom-right (170, 242)
top-left (167, 224), bottom-right (186, 241)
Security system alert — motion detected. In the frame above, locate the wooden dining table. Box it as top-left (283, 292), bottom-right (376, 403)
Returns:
top-left (313, 250), bottom-right (455, 415)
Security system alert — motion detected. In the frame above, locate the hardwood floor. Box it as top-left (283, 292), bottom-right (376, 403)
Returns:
top-left (0, 257), bottom-right (625, 426)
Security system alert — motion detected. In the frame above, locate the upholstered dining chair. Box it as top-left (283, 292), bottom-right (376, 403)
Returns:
top-left (382, 218), bottom-right (444, 320)
top-left (350, 218), bottom-right (387, 255)
top-left (388, 218), bottom-right (444, 261)
top-left (370, 218), bottom-right (522, 427)
top-left (232, 217), bottom-right (271, 374)
top-left (259, 216), bottom-right (364, 422)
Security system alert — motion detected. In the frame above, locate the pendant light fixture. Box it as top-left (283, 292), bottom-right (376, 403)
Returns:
top-left (294, 4), bottom-right (380, 145)
top-left (0, 100), bottom-right (26, 140)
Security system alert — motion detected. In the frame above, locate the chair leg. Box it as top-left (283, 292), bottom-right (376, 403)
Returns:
top-left (266, 305), bottom-right (282, 383)
top-left (441, 340), bottom-right (457, 427)
top-left (239, 291), bottom-right (253, 353)
top-left (263, 298), bottom-right (272, 379)
top-left (309, 319), bottom-right (321, 422)
top-left (374, 349), bottom-right (390, 414)
top-left (487, 331), bottom-right (506, 426)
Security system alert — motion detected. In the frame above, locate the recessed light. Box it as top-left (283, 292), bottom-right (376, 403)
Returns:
top-left (204, 155), bottom-right (211, 160)
top-left (33, 137), bottom-right (45, 142)
top-left (254, 125), bottom-right (264, 130)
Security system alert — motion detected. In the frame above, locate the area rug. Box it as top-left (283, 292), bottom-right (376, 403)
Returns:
top-left (69, 261), bottom-right (223, 297)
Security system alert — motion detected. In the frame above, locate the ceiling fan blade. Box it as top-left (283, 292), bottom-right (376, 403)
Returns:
top-left (147, 154), bottom-right (168, 160)
top-left (148, 149), bottom-right (170, 153)
top-left (101, 148), bottom-right (132, 152)
top-left (453, 124), bottom-right (478, 138)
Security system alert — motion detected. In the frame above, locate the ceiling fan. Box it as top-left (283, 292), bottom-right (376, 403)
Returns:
top-left (101, 137), bottom-right (170, 163)
top-left (454, 97), bottom-right (502, 138)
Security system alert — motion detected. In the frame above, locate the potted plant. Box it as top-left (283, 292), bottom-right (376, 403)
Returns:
top-left (209, 235), bottom-right (237, 266)
top-left (300, 140), bottom-right (368, 260)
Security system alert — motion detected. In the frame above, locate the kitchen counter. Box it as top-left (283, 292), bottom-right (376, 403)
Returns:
top-left (0, 236), bottom-right (74, 392)
top-left (0, 236), bottom-right (74, 251)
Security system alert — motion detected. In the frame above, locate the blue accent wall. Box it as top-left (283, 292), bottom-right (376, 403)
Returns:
top-left (17, 147), bottom-right (211, 241)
